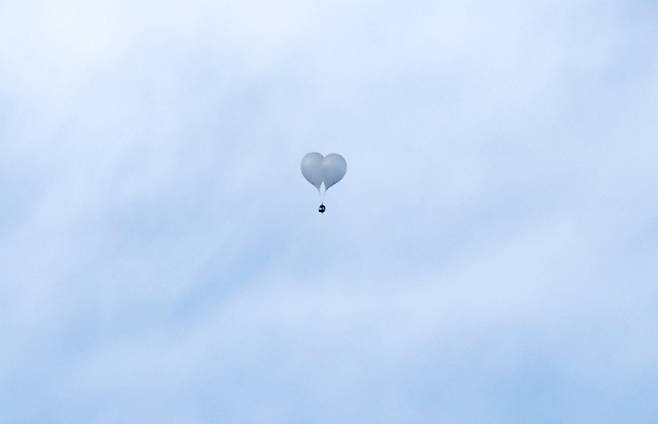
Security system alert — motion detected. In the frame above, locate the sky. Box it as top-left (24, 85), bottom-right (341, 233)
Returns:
top-left (1, 0), bottom-right (657, 422)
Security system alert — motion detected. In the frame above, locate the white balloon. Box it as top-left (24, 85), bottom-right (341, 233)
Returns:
top-left (301, 152), bottom-right (324, 190)
top-left (300, 152), bottom-right (347, 191)
top-left (321, 153), bottom-right (347, 190)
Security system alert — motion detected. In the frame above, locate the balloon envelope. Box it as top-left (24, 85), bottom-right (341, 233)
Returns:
top-left (301, 152), bottom-right (324, 190)
top-left (321, 153), bottom-right (347, 189)
top-left (300, 152), bottom-right (347, 191)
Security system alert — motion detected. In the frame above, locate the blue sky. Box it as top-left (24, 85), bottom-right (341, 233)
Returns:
top-left (1, 0), bottom-right (657, 422)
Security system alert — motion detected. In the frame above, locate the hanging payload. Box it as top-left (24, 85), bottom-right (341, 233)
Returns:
top-left (300, 152), bottom-right (347, 213)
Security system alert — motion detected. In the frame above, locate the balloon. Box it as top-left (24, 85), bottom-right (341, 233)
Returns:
top-left (321, 153), bottom-right (347, 190)
top-left (301, 152), bottom-right (324, 191)
top-left (300, 152), bottom-right (347, 191)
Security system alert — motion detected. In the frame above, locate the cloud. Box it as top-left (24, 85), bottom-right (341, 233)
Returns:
top-left (1, 0), bottom-right (657, 422)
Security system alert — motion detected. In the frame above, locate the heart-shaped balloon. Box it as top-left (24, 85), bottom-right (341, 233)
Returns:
top-left (301, 152), bottom-right (347, 192)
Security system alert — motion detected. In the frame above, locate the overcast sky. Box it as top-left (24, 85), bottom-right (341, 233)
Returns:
top-left (1, 0), bottom-right (657, 422)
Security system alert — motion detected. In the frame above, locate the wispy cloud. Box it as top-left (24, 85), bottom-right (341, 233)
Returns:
top-left (1, 0), bottom-right (657, 422)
